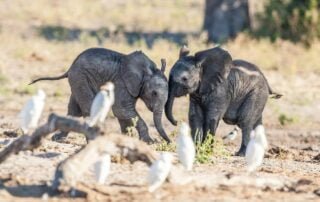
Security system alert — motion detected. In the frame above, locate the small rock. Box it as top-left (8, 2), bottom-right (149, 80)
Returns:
top-left (313, 153), bottom-right (320, 161)
top-left (313, 189), bottom-right (320, 197)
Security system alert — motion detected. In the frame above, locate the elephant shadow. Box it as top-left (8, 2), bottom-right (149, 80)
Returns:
top-left (36, 25), bottom-right (197, 48)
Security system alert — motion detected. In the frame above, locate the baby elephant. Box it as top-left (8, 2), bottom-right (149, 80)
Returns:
top-left (165, 46), bottom-right (281, 156)
top-left (30, 48), bottom-right (170, 143)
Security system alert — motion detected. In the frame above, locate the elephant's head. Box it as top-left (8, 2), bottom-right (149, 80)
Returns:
top-left (165, 46), bottom-right (232, 125)
top-left (121, 51), bottom-right (171, 143)
top-left (165, 46), bottom-right (201, 125)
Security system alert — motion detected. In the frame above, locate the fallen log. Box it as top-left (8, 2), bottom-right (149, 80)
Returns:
top-left (52, 133), bottom-right (158, 193)
top-left (0, 113), bottom-right (99, 163)
top-left (0, 113), bottom-right (158, 195)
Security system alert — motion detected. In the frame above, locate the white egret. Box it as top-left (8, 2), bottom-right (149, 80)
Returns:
top-left (18, 89), bottom-right (46, 133)
top-left (254, 125), bottom-right (268, 149)
top-left (93, 153), bottom-right (111, 184)
top-left (245, 125), bottom-right (268, 173)
top-left (222, 127), bottom-right (239, 141)
top-left (177, 122), bottom-right (195, 171)
top-left (87, 82), bottom-right (115, 127)
top-left (148, 152), bottom-right (173, 192)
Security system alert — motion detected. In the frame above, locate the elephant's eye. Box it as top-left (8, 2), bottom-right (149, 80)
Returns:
top-left (182, 76), bottom-right (187, 82)
top-left (152, 91), bottom-right (158, 97)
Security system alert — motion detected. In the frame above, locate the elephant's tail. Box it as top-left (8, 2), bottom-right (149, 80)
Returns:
top-left (268, 84), bottom-right (282, 99)
top-left (259, 70), bottom-right (282, 99)
top-left (29, 72), bottom-right (68, 85)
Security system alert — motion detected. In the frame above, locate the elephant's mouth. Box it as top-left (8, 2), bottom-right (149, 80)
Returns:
top-left (174, 84), bottom-right (190, 97)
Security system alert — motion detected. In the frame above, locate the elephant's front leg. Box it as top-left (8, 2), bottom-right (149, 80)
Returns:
top-left (112, 85), bottom-right (153, 143)
top-left (203, 104), bottom-right (226, 142)
top-left (189, 97), bottom-right (204, 143)
top-left (117, 113), bottom-right (153, 143)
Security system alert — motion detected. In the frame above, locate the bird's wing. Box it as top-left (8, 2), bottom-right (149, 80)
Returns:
top-left (87, 93), bottom-right (105, 126)
top-left (178, 136), bottom-right (195, 170)
top-left (90, 93), bottom-right (105, 116)
top-left (149, 160), bottom-right (168, 183)
top-left (30, 98), bottom-right (45, 125)
top-left (98, 96), bottom-right (112, 123)
top-left (19, 99), bottom-right (35, 118)
top-left (246, 143), bottom-right (264, 166)
top-left (93, 154), bottom-right (111, 184)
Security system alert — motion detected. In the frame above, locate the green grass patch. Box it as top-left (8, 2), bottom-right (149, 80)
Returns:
top-left (126, 116), bottom-right (139, 138)
top-left (195, 132), bottom-right (230, 164)
top-left (153, 127), bottom-right (178, 152)
top-left (278, 113), bottom-right (299, 126)
top-left (154, 141), bottom-right (176, 152)
top-left (16, 85), bottom-right (37, 95)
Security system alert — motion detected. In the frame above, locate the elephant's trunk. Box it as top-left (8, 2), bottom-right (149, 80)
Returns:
top-left (153, 109), bottom-right (171, 143)
top-left (165, 83), bottom-right (178, 126)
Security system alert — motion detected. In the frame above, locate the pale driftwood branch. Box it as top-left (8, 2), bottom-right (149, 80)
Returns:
top-left (52, 133), bottom-right (158, 193)
top-left (0, 112), bottom-right (158, 194)
top-left (0, 113), bottom-right (99, 164)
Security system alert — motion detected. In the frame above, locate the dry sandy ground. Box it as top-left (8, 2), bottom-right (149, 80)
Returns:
top-left (0, 1), bottom-right (320, 201)
top-left (0, 90), bottom-right (319, 201)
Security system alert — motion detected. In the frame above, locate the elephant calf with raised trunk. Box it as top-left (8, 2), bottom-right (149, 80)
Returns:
top-left (165, 46), bottom-right (281, 156)
top-left (30, 48), bottom-right (171, 143)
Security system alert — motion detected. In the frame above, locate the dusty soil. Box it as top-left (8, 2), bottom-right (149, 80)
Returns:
top-left (0, 90), bottom-right (319, 201)
top-left (0, 1), bottom-right (320, 201)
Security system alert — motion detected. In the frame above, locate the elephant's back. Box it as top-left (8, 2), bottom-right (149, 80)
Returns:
top-left (72, 48), bottom-right (125, 68)
top-left (228, 60), bottom-right (269, 100)
top-left (231, 60), bottom-right (268, 87)
top-left (68, 48), bottom-right (125, 87)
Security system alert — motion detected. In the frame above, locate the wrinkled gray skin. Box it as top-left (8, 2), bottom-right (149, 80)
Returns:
top-left (30, 48), bottom-right (171, 143)
top-left (165, 47), bottom-right (281, 156)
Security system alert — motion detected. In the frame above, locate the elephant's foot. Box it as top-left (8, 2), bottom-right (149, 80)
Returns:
top-left (235, 146), bottom-right (247, 156)
top-left (51, 131), bottom-right (68, 142)
top-left (140, 135), bottom-right (155, 144)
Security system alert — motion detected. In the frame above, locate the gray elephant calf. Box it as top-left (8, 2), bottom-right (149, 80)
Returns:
top-left (165, 46), bottom-right (281, 156)
top-left (30, 48), bottom-right (171, 143)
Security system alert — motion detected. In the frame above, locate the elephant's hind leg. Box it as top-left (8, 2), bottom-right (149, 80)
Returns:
top-left (52, 95), bottom-right (82, 142)
top-left (67, 95), bottom-right (82, 117)
top-left (236, 92), bottom-right (268, 156)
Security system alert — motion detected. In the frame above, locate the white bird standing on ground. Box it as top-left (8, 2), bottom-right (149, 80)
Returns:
top-left (18, 89), bottom-right (46, 133)
top-left (148, 152), bottom-right (173, 192)
top-left (245, 125), bottom-right (268, 172)
top-left (87, 82), bottom-right (115, 127)
top-left (93, 153), bottom-right (111, 184)
top-left (254, 125), bottom-right (268, 149)
top-left (177, 122), bottom-right (195, 171)
top-left (222, 127), bottom-right (239, 141)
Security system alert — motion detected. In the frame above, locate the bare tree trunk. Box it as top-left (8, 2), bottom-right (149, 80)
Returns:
top-left (203, 0), bottom-right (250, 42)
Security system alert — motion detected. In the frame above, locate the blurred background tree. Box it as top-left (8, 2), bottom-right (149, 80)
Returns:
top-left (203, 0), bottom-right (320, 46)
top-left (255, 0), bottom-right (320, 46)
top-left (203, 0), bottom-right (250, 43)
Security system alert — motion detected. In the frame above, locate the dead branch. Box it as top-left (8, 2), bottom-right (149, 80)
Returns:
top-left (0, 112), bottom-right (158, 194)
top-left (0, 113), bottom-right (99, 164)
top-left (52, 133), bottom-right (158, 193)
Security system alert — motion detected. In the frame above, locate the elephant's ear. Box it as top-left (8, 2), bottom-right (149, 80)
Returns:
top-left (121, 51), bottom-right (153, 97)
top-left (195, 47), bottom-right (233, 94)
